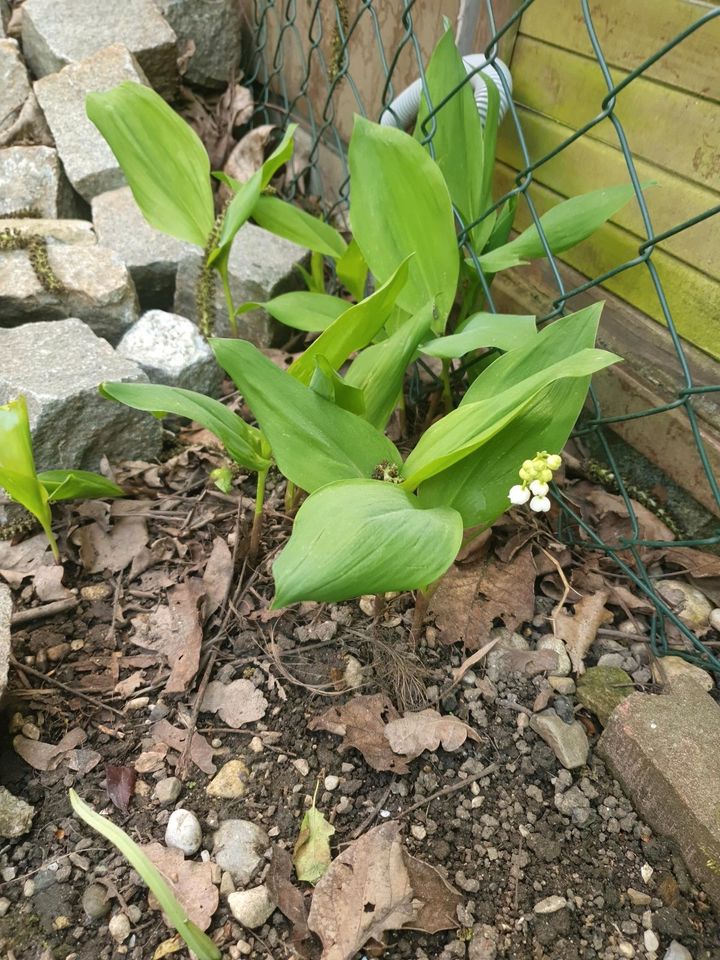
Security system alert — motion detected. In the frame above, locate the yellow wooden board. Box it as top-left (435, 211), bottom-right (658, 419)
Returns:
top-left (510, 36), bottom-right (720, 192)
top-left (493, 162), bottom-right (720, 359)
top-left (496, 107), bottom-right (720, 279)
top-left (520, 0), bottom-right (720, 100)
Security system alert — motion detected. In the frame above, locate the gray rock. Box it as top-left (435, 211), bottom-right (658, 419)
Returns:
top-left (0, 0), bottom-right (8, 33)
top-left (227, 885), bottom-right (276, 929)
top-left (0, 584), bottom-right (10, 703)
top-left (154, 0), bottom-right (241, 88)
top-left (554, 785), bottom-right (592, 825)
top-left (0, 786), bottom-right (35, 838)
top-left (664, 942), bottom-right (693, 960)
top-left (0, 244), bottom-right (138, 342)
top-left (485, 629), bottom-right (530, 683)
top-left (651, 656), bottom-right (714, 692)
top-left (530, 709), bottom-right (589, 770)
top-left (212, 819), bottom-right (270, 886)
top-left (34, 44), bottom-right (150, 202)
top-left (23, 0), bottom-right (177, 96)
top-left (0, 146), bottom-right (77, 218)
top-left (657, 579), bottom-right (713, 631)
top-left (537, 635), bottom-right (571, 677)
top-left (0, 319), bottom-right (161, 471)
top-left (0, 218), bottom-right (95, 245)
top-left (576, 666), bottom-right (635, 726)
top-left (174, 222), bottom-right (309, 344)
top-left (533, 895), bottom-right (567, 915)
top-left (117, 311), bottom-right (220, 395)
top-left (82, 882), bottom-right (110, 921)
top-left (165, 808), bottom-right (202, 856)
top-left (92, 186), bottom-right (194, 308)
top-left (0, 38), bottom-right (30, 136)
top-left (154, 776), bottom-right (182, 806)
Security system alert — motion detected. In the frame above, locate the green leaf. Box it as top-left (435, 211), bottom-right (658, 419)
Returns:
top-left (38, 470), bottom-right (124, 503)
top-left (309, 357), bottom-right (366, 415)
top-left (69, 790), bottom-right (220, 960)
top-left (252, 195), bottom-right (347, 258)
top-left (289, 255), bottom-right (411, 385)
top-left (211, 338), bottom-right (400, 493)
top-left (272, 479), bottom-right (463, 607)
top-left (421, 312), bottom-right (537, 358)
top-left (235, 291), bottom-right (348, 332)
top-left (86, 83), bottom-right (215, 247)
top-left (348, 116), bottom-right (459, 328)
top-left (484, 195), bottom-right (518, 254)
top-left (401, 347), bottom-right (620, 490)
top-left (99, 382), bottom-right (270, 473)
top-left (293, 800), bottom-right (335, 885)
top-left (336, 237), bottom-right (368, 301)
top-left (479, 72), bottom-right (500, 213)
top-left (345, 301), bottom-right (435, 430)
top-left (0, 396), bottom-right (56, 557)
top-left (479, 182), bottom-right (650, 273)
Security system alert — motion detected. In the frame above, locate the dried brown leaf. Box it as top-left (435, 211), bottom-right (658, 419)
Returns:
top-left (142, 842), bottom-right (219, 932)
top-left (555, 591), bottom-right (613, 674)
top-left (572, 483), bottom-right (675, 548)
top-left (201, 679), bottom-right (267, 727)
top-left (224, 124), bottom-right (274, 182)
top-left (384, 709), bottom-right (480, 761)
top-left (135, 742), bottom-right (169, 774)
top-left (0, 533), bottom-right (51, 587)
top-left (664, 546), bottom-right (720, 579)
top-left (430, 548), bottom-right (536, 649)
top-left (76, 516), bottom-right (149, 573)
top-left (308, 694), bottom-right (410, 774)
top-left (151, 720), bottom-right (216, 776)
top-left (131, 579), bottom-right (206, 693)
top-left (401, 851), bottom-right (461, 934)
top-left (13, 727), bottom-right (86, 771)
top-left (307, 823), bottom-right (415, 960)
top-left (202, 536), bottom-right (233, 619)
top-left (105, 764), bottom-right (137, 813)
top-left (33, 564), bottom-right (73, 602)
top-left (66, 748), bottom-right (102, 775)
top-left (267, 846), bottom-right (311, 945)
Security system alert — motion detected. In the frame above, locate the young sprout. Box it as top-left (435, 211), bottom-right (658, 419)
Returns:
top-left (508, 451), bottom-right (562, 514)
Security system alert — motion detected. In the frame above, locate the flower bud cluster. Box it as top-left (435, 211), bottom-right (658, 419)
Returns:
top-left (507, 451), bottom-right (562, 513)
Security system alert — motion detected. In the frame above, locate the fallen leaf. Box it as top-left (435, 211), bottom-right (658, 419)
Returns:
top-left (384, 709), bottom-right (480, 761)
top-left (141, 842), bottom-right (219, 932)
top-left (294, 801), bottom-right (335, 885)
top-left (224, 123), bottom-right (275, 183)
top-left (114, 670), bottom-right (146, 698)
top-left (105, 764), bottom-right (137, 813)
top-left (131, 579), bottom-right (206, 693)
top-left (135, 742), bottom-right (169, 774)
top-left (430, 548), bottom-right (536, 648)
top-left (401, 851), bottom-right (461, 934)
top-left (13, 727), bottom-right (86, 771)
top-left (266, 846), bottom-right (311, 945)
top-left (67, 749), bottom-right (102, 775)
top-left (0, 533), bottom-right (51, 587)
top-left (202, 536), bottom-right (233, 618)
top-left (665, 546), bottom-right (720, 579)
top-left (307, 823), bottom-right (415, 960)
top-left (33, 564), bottom-right (73, 602)
top-left (308, 694), bottom-right (410, 774)
top-left (151, 719), bottom-right (216, 776)
top-left (201, 679), bottom-right (267, 728)
top-left (153, 934), bottom-right (184, 959)
top-left (555, 591), bottom-right (613, 674)
top-left (76, 516), bottom-right (149, 573)
top-left (573, 483), bottom-right (676, 549)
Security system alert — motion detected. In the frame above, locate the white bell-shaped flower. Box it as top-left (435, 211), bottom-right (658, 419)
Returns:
top-left (530, 494), bottom-right (551, 513)
top-left (529, 479), bottom-right (549, 497)
top-left (508, 484), bottom-right (531, 505)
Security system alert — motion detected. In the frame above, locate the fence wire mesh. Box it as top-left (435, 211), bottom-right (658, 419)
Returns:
top-left (244, 0), bottom-right (720, 670)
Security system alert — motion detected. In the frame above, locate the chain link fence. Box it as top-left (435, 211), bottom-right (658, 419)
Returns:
top-left (243, 0), bottom-right (720, 670)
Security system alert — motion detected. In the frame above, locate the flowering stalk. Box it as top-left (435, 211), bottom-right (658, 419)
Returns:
top-left (508, 451), bottom-right (563, 513)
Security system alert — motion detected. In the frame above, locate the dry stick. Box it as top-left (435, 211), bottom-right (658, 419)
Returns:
top-left (393, 761), bottom-right (500, 820)
top-left (437, 635), bottom-right (501, 702)
top-left (8, 657), bottom-right (125, 718)
top-left (11, 598), bottom-right (79, 626)
top-left (348, 782), bottom-right (394, 841)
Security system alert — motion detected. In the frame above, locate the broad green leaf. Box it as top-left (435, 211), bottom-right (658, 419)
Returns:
top-left (336, 237), bottom-right (368, 301)
top-left (401, 348), bottom-right (620, 489)
top-left (289, 256), bottom-right (411, 385)
top-left (272, 479), bottom-right (464, 607)
top-left (100, 382), bottom-right (270, 473)
top-left (211, 339), bottom-right (400, 493)
top-left (419, 305), bottom-right (603, 527)
top-left (421, 312), bottom-right (537, 358)
top-left (293, 801), bottom-right (335, 885)
top-left (69, 790), bottom-right (220, 960)
top-left (482, 194), bottom-right (518, 254)
top-left (345, 301), bottom-right (434, 430)
top-left (479, 183), bottom-right (649, 273)
top-left (415, 30), bottom-right (484, 229)
top-left (86, 83), bottom-right (215, 247)
top-left (38, 470), bottom-right (124, 503)
top-left (235, 291), bottom-right (348, 332)
top-left (0, 396), bottom-right (56, 557)
top-left (479, 72), bottom-right (500, 213)
top-left (348, 116), bottom-right (459, 328)
top-left (252, 195), bottom-right (347, 258)
top-left (309, 357), bottom-right (366, 415)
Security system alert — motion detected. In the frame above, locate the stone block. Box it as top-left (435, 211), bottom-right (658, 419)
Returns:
top-left (22, 0), bottom-right (177, 96)
top-left (174, 223), bottom-right (308, 344)
top-left (0, 583), bottom-right (10, 704)
top-left (0, 146), bottom-right (76, 218)
top-left (0, 0), bottom-right (9, 33)
top-left (0, 243), bottom-right (138, 343)
top-left (0, 218), bottom-right (95, 245)
top-left (0, 319), bottom-right (162, 471)
top-left (0, 38), bottom-right (30, 138)
top-left (92, 186), bottom-right (194, 308)
top-left (117, 310), bottom-right (221, 396)
top-left (154, 0), bottom-right (241, 88)
top-left (598, 676), bottom-right (720, 910)
top-left (34, 44), bottom-right (150, 202)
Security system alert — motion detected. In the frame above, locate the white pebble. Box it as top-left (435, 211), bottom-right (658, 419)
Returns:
top-left (165, 809), bottom-right (202, 856)
top-left (324, 775), bottom-right (339, 791)
top-left (411, 824), bottom-right (427, 841)
top-left (109, 912), bottom-right (131, 943)
top-left (641, 863), bottom-right (654, 884)
top-left (710, 607), bottom-right (720, 631)
top-left (292, 759), bottom-right (310, 777)
top-left (227, 885), bottom-right (276, 929)
top-left (618, 943), bottom-right (635, 958)
top-left (644, 930), bottom-right (659, 952)
top-left (533, 895), bottom-right (567, 914)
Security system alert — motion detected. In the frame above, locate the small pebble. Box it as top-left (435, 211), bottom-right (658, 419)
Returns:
top-left (618, 943), bottom-right (635, 958)
top-left (165, 809), bottom-right (202, 856)
top-left (82, 883), bottom-right (110, 921)
top-left (0, 898), bottom-right (9, 918)
top-left (324, 775), bottom-right (339, 791)
top-left (227, 885), bottom-right (276, 929)
top-left (23, 879), bottom-right (35, 897)
top-left (21, 722), bottom-right (41, 740)
top-left (108, 913), bottom-right (131, 943)
top-left (154, 777), bottom-right (182, 806)
top-left (292, 759), bottom-right (310, 777)
top-left (710, 607), bottom-right (720, 631)
top-left (81, 583), bottom-right (112, 601)
top-left (533, 895), bottom-right (567, 914)
top-left (249, 736), bottom-right (263, 754)
top-left (411, 824), bottom-right (427, 840)
top-left (627, 887), bottom-right (652, 907)
top-left (644, 930), bottom-right (660, 953)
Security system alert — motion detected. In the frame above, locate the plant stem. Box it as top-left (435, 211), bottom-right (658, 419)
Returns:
top-left (397, 390), bottom-right (407, 437)
top-left (220, 268), bottom-right (237, 337)
top-left (284, 479), bottom-right (296, 515)
top-left (440, 358), bottom-right (453, 413)
top-left (410, 588), bottom-right (430, 644)
top-left (249, 467), bottom-right (268, 560)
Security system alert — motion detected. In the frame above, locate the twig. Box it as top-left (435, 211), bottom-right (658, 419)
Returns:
top-left (394, 762), bottom-right (499, 819)
top-left (11, 598), bottom-right (79, 626)
top-left (437, 635), bottom-right (501, 701)
top-left (496, 697), bottom-right (533, 716)
top-left (8, 657), bottom-right (124, 717)
top-left (348, 782), bottom-right (394, 840)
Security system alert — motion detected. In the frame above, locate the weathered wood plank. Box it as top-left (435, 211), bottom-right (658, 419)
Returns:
top-left (493, 162), bottom-right (720, 359)
top-left (519, 0), bottom-right (720, 100)
top-left (496, 107), bottom-right (720, 278)
top-left (509, 36), bottom-right (720, 191)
